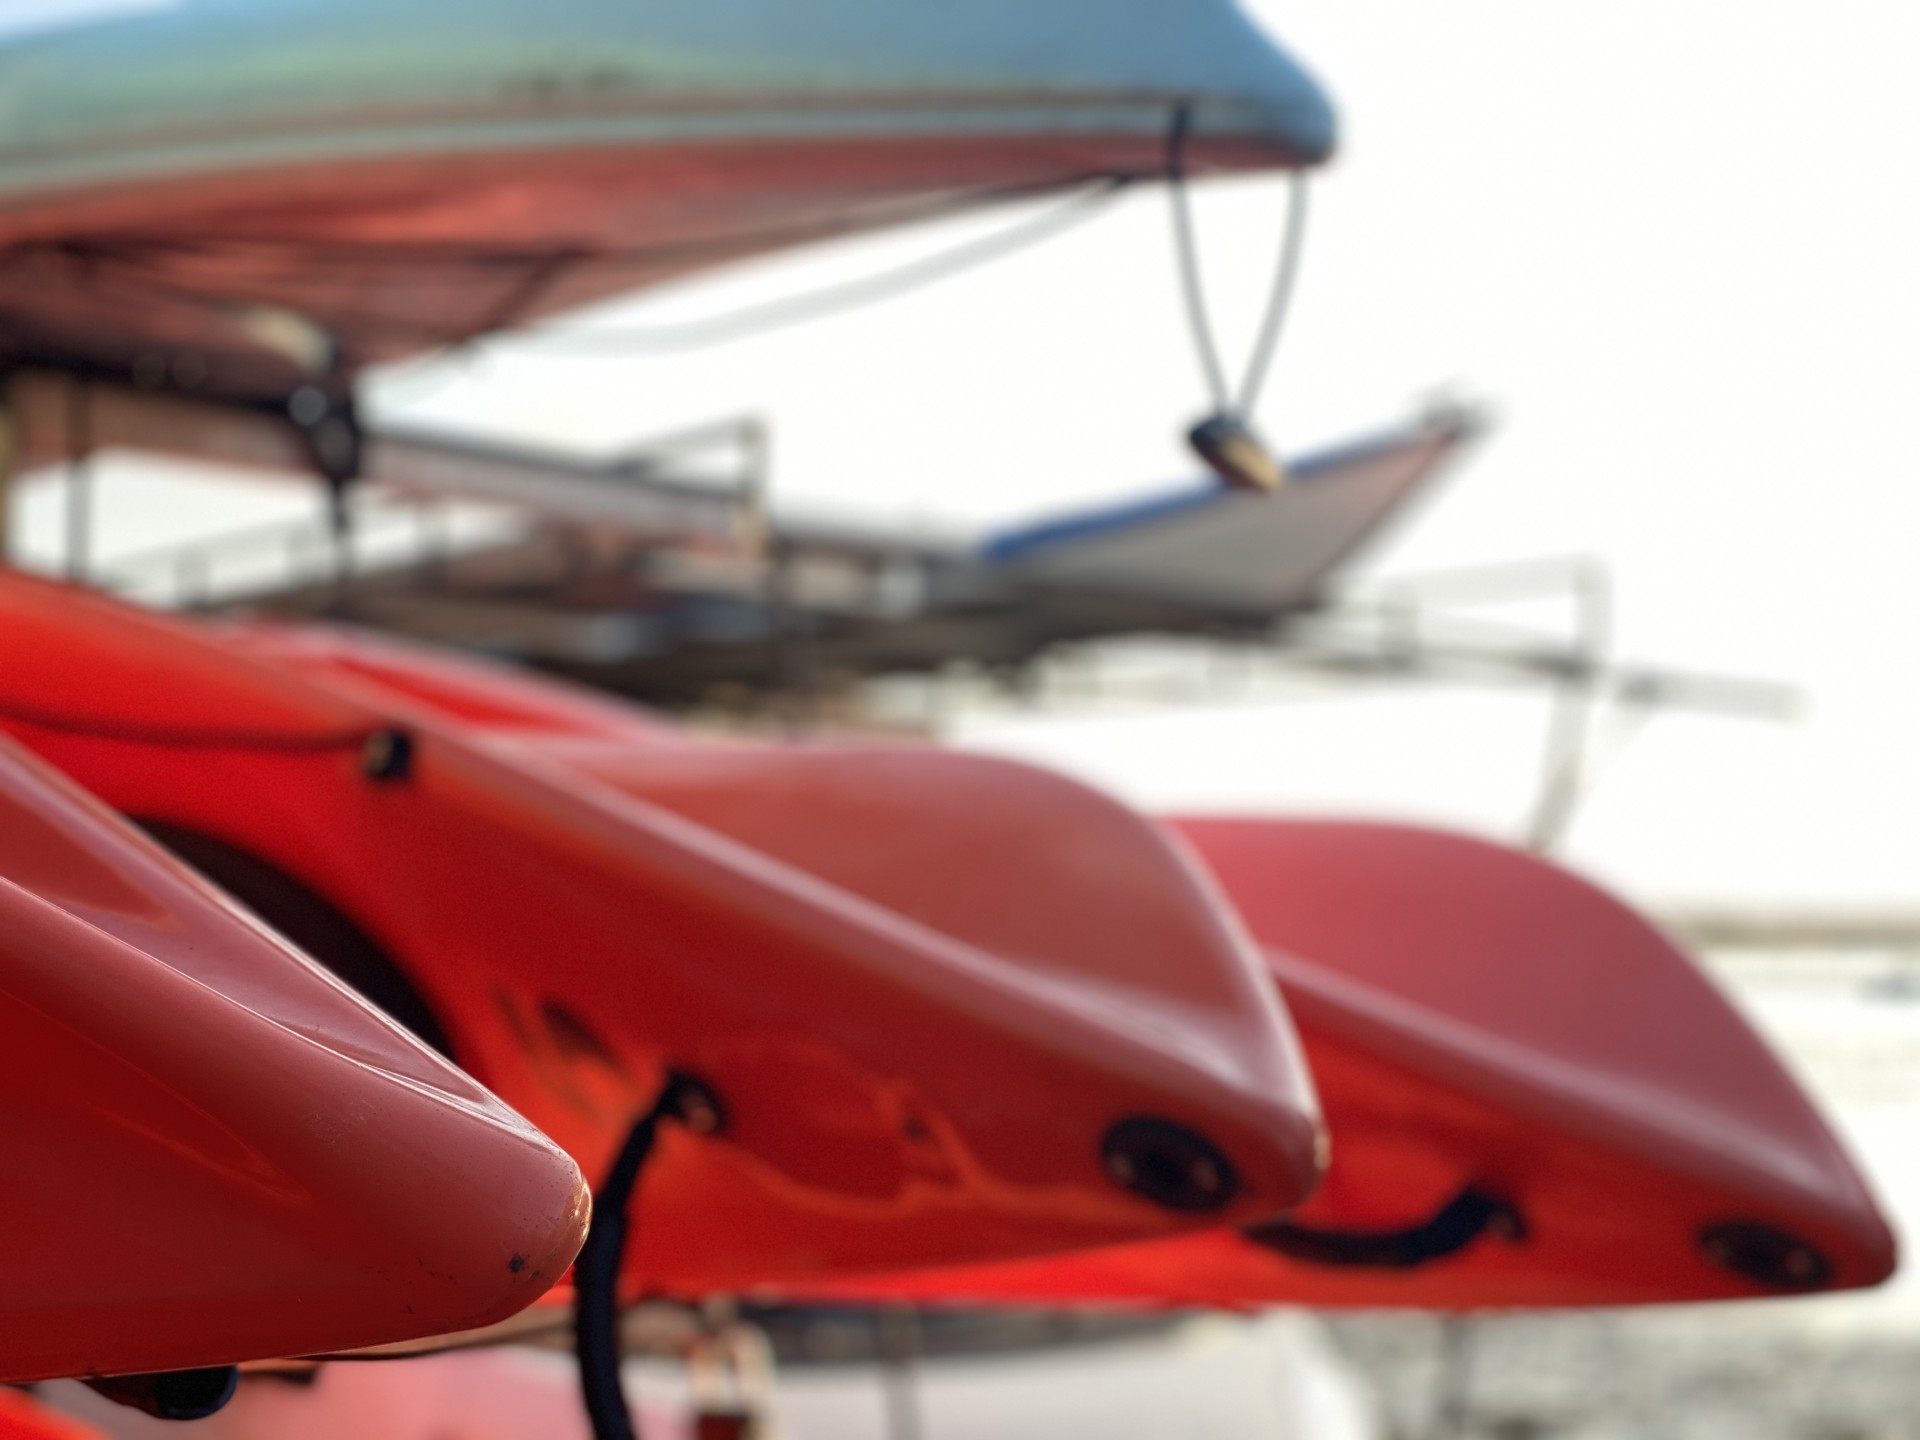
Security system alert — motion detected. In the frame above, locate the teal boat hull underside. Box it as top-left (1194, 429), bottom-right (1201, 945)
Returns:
top-left (0, 0), bottom-right (1335, 404)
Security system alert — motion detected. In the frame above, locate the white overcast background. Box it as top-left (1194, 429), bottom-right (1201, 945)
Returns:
top-left (19, 0), bottom-right (1920, 911)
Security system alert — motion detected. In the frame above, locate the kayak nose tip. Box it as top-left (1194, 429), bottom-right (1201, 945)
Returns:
top-left (465, 1151), bottom-right (593, 1322)
top-left (1248, 81), bottom-right (1338, 167)
top-left (1142, 1), bottom-right (1340, 167)
top-left (532, 1158), bottom-right (596, 1276)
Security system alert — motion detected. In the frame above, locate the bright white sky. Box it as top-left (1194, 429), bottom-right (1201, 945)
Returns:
top-left (19, 0), bottom-right (1920, 910)
top-left (0, 0), bottom-right (177, 40)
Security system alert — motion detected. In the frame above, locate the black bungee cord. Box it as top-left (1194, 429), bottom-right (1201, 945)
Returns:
top-left (575, 1071), bottom-right (724, 1440)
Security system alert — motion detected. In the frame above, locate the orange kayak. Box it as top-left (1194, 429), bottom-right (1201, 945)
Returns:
top-left (822, 820), bottom-right (1896, 1307)
top-left (0, 725), bottom-right (586, 1383)
top-left (0, 573), bottom-right (1323, 1295)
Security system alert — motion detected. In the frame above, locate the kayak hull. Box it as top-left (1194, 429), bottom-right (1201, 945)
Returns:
top-left (806, 820), bottom-right (1897, 1308)
top-left (0, 575), bottom-right (1324, 1294)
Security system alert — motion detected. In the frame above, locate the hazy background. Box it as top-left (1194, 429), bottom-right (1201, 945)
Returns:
top-left (387, 0), bottom-right (1920, 912)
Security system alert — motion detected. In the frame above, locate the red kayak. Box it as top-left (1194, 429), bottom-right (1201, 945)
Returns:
top-left (821, 820), bottom-right (1896, 1307)
top-left (0, 728), bottom-right (586, 1383)
top-left (0, 573), bottom-right (1323, 1296)
top-left (186, 619), bottom-right (1893, 1307)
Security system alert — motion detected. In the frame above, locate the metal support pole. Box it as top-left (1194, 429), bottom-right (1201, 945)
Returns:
top-left (65, 373), bottom-right (93, 584)
top-left (0, 381), bottom-right (16, 567)
top-left (766, 538), bottom-right (816, 736)
top-left (288, 384), bottom-right (364, 609)
top-left (876, 1305), bottom-right (925, 1440)
top-left (1426, 1315), bottom-right (1476, 1440)
top-left (1525, 562), bottom-right (1612, 853)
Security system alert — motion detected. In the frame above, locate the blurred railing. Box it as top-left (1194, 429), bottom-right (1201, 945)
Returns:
top-left (87, 415), bottom-right (767, 611)
top-left (93, 496), bottom-right (513, 610)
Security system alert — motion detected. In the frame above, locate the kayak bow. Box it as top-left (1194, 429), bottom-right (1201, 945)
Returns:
top-left (820, 820), bottom-right (1897, 1307)
top-left (0, 727), bottom-right (587, 1381)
